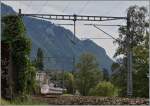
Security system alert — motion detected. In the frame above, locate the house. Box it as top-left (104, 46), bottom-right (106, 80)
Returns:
top-left (41, 83), bottom-right (66, 95)
top-left (36, 71), bottom-right (66, 95)
top-left (36, 71), bottom-right (49, 86)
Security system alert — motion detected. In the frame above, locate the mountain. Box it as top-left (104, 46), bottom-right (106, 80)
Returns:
top-left (1, 3), bottom-right (113, 75)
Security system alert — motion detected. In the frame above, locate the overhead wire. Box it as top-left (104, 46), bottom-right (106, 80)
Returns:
top-left (36, 1), bottom-right (48, 14)
top-left (80, 37), bottom-right (113, 40)
top-left (104, 1), bottom-right (122, 16)
top-left (17, 1), bottom-right (126, 69)
top-left (23, 1), bottom-right (33, 13)
top-left (93, 24), bottom-right (117, 41)
top-left (78, 0), bottom-right (90, 15)
top-left (77, 1), bottom-right (123, 42)
top-left (18, 2), bottom-right (70, 68)
top-left (84, 24), bottom-right (124, 27)
top-left (62, 1), bottom-right (70, 13)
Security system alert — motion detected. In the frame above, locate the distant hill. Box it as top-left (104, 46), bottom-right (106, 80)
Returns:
top-left (1, 3), bottom-right (113, 75)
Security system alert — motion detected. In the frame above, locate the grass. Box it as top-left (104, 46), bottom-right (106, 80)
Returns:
top-left (62, 94), bottom-right (73, 96)
top-left (1, 98), bottom-right (11, 105)
top-left (1, 96), bottom-right (48, 105)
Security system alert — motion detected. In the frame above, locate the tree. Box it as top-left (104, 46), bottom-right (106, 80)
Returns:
top-left (35, 48), bottom-right (44, 70)
top-left (112, 5), bottom-right (148, 97)
top-left (2, 15), bottom-right (36, 97)
top-left (102, 68), bottom-right (109, 81)
top-left (75, 53), bottom-right (103, 96)
top-left (111, 59), bottom-right (127, 96)
top-left (132, 31), bottom-right (149, 97)
top-left (63, 72), bottom-right (75, 94)
top-left (26, 65), bottom-right (36, 94)
top-left (114, 5), bottom-right (147, 57)
top-left (89, 81), bottom-right (118, 96)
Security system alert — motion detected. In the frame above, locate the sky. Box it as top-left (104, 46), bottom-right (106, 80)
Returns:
top-left (2, 0), bottom-right (149, 59)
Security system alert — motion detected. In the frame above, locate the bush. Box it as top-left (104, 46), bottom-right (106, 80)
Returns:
top-left (1, 96), bottom-right (48, 105)
top-left (1, 98), bottom-right (11, 105)
top-left (64, 72), bottom-right (75, 94)
top-left (89, 81), bottom-right (118, 96)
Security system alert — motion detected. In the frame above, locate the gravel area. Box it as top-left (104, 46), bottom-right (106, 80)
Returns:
top-left (32, 95), bottom-right (149, 105)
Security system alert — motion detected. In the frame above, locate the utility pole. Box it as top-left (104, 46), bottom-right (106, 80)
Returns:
top-left (72, 14), bottom-right (76, 74)
top-left (127, 16), bottom-right (133, 97)
top-left (19, 9), bottom-right (21, 17)
top-left (72, 56), bottom-right (75, 73)
top-left (73, 14), bottom-right (76, 42)
top-left (62, 68), bottom-right (64, 89)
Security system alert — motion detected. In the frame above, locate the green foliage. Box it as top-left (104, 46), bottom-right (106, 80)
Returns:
top-left (1, 96), bottom-right (48, 105)
top-left (114, 5), bottom-right (147, 57)
top-left (1, 98), bottom-right (11, 105)
top-left (75, 53), bottom-right (103, 96)
top-left (132, 34), bottom-right (149, 97)
top-left (111, 64), bottom-right (127, 96)
top-left (35, 48), bottom-right (44, 70)
top-left (111, 62), bottom-right (120, 72)
top-left (127, 6), bottom-right (147, 47)
top-left (102, 68), bottom-right (110, 81)
top-left (89, 81), bottom-right (118, 96)
top-left (2, 15), bottom-right (36, 96)
top-left (12, 36), bottom-right (31, 54)
top-left (26, 65), bottom-right (36, 94)
top-left (111, 58), bottom-right (127, 96)
top-left (2, 15), bottom-right (25, 42)
top-left (112, 6), bottom-right (148, 97)
top-left (64, 72), bottom-right (75, 94)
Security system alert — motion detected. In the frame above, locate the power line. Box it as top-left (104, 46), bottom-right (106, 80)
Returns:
top-left (80, 37), bottom-right (113, 40)
top-left (93, 25), bottom-right (117, 40)
top-left (78, 1), bottom-right (89, 14)
top-left (104, 1), bottom-right (122, 16)
top-left (57, 24), bottom-right (74, 26)
top-left (36, 1), bottom-right (48, 14)
top-left (27, 1), bottom-right (33, 11)
top-left (30, 56), bottom-right (73, 59)
top-left (19, 10), bottom-right (127, 79)
top-left (84, 24), bottom-right (125, 26)
top-left (57, 23), bottom-right (125, 26)
top-left (62, 1), bottom-right (70, 13)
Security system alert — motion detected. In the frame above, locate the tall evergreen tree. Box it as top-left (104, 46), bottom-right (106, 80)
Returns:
top-left (35, 48), bottom-right (44, 70)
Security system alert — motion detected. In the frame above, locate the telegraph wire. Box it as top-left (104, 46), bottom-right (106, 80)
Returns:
top-left (93, 25), bottom-right (117, 40)
top-left (78, 0), bottom-right (89, 15)
top-left (62, 1), bottom-right (70, 13)
top-left (104, 1), bottom-right (122, 16)
top-left (80, 37), bottom-right (113, 40)
top-left (84, 24), bottom-right (125, 27)
top-left (35, 1), bottom-right (48, 14)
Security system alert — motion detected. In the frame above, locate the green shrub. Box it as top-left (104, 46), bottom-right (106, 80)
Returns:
top-left (89, 81), bottom-right (118, 96)
top-left (64, 72), bottom-right (75, 94)
top-left (1, 96), bottom-right (48, 105)
top-left (1, 98), bottom-right (11, 105)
